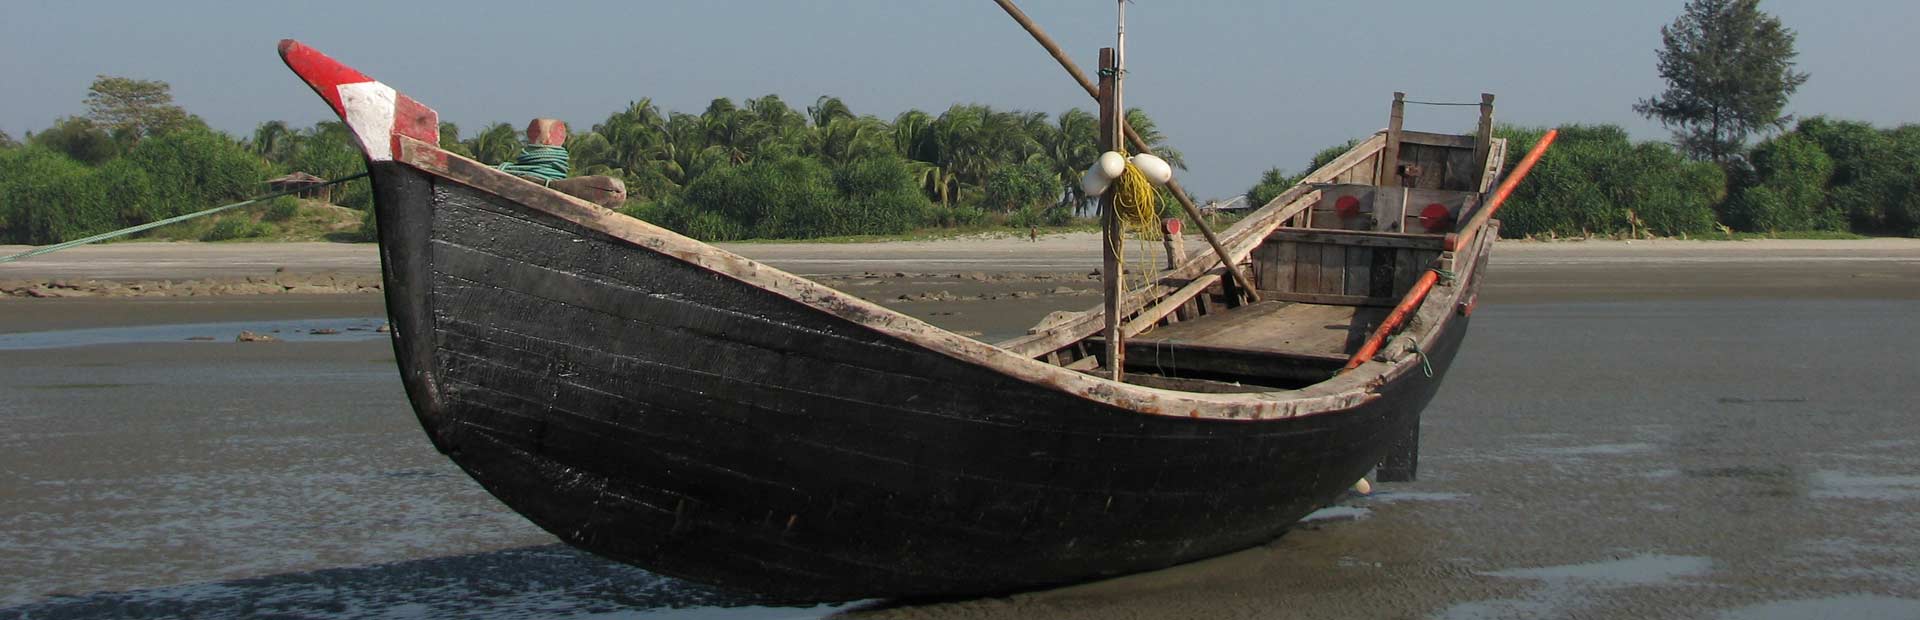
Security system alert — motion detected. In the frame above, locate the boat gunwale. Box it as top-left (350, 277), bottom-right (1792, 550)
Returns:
top-left (389, 135), bottom-right (1480, 422)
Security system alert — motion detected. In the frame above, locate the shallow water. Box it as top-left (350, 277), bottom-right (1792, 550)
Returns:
top-left (0, 317), bottom-right (388, 350)
top-left (3, 299), bottom-right (1918, 619)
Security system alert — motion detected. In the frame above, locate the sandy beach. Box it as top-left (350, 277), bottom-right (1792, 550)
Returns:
top-left (2, 236), bottom-right (1917, 619)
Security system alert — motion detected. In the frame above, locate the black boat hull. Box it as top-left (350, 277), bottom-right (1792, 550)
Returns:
top-left (367, 162), bottom-right (1472, 599)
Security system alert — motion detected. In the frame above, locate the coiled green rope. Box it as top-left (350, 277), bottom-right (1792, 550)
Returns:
top-left (497, 145), bottom-right (570, 182)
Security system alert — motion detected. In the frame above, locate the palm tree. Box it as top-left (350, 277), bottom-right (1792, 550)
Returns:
top-left (465, 122), bottom-right (521, 165)
top-left (1038, 108), bottom-right (1100, 212)
top-left (700, 98), bottom-right (754, 164)
top-left (891, 109), bottom-right (936, 162)
top-left (249, 120), bottom-right (295, 163)
top-left (437, 121), bottom-right (474, 158)
top-left (1124, 108), bottom-right (1185, 170)
top-left (807, 96), bottom-right (854, 129)
top-left (594, 99), bottom-right (669, 184)
top-left (565, 132), bottom-right (617, 177)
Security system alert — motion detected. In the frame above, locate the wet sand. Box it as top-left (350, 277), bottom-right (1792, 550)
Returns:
top-left (2, 240), bottom-right (1918, 618)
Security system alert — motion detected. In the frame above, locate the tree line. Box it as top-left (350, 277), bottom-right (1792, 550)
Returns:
top-left (0, 77), bottom-right (1188, 245)
top-left (1249, 0), bottom-right (1918, 239)
top-left (4, 0), bottom-right (1916, 246)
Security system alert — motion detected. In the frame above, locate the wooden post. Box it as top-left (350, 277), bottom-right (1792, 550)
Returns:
top-left (1161, 218), bottom-right (1185, 270)
top-left (1098, 47), bottom-right (1124, 381)
top-left (1472, 93), bottom-right (1496, 189)
top-left (991, 0), bottom-right (1259, 305)
top-left (1380, 92), bottom-right (1406, 186)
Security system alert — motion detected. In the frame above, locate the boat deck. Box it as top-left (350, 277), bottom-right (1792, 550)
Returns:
top-left (1136, 301), bottom-right (1388, 357)
top-left (1107, 301), bottom-right (1390, 390)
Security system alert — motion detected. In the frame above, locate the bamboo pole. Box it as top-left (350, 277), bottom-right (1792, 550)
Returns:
top-left (1346, 130), bottom-right (1559, 372)
top-left (991, 0), bottom-right (1260, 304)
top-left (1098, 47), bottom-right (1124, 381)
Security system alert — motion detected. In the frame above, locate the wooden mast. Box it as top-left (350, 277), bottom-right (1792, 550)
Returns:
top-left (1098, 43), bottom-right (1123, 380)
top-left (991, 0), bottom-right (1260, 305)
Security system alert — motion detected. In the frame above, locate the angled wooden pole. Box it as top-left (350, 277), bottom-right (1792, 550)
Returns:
top-left (992, 0), bottom-right (1260, 304)
top-left (1098, 47), bottom-right (1124, 381)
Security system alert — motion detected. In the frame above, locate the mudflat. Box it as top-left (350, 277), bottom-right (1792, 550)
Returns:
top-left (1, 237), bottom-right (1916, 619)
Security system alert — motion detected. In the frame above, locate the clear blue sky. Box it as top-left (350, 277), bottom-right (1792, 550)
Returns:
top-left (3, 1), bottom-right (1913, 200)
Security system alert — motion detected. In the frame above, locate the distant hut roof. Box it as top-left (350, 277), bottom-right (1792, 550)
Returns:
top-left (268, 172), bottom-right (327, 185)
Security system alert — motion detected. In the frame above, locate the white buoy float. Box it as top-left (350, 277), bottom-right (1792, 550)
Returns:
top-left (1097, 151), bottom-right (1126, 178)
top-left (1129, 153), bottom-right (1173, 186)
top-left (1080, 151), bottom-right (1129, 196)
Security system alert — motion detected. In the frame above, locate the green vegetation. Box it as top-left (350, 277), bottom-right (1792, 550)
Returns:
top-left (1, 3), bottom-right (1912, 251)
top-left (1495, 125), bottom-right (1725, 238)
top-left (1636, 0), bottom-right (1807, 163)
top-left (1, 78), bottom-right (1188, 245)
top-left (1244, 139), bottom-right (1361, 209)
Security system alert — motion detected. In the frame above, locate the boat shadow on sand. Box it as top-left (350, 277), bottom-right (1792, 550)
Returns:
top-left (1, 544), bottom-right (854, 620)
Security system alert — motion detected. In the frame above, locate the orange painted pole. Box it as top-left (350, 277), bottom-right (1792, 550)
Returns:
top-left (1343, 270), bottom-right (1440, 371)
top-left (1445, 129), bottom-right (1558, 252)
top-left (1347, 130), bottom-right (1558, 372)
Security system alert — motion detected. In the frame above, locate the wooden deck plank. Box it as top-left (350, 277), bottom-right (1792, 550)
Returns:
top-left (1319, 244), bottom-right (1346, 294)
top-left (1344, 246), bottom-right (1373, 296)
top-left (1293, 243), bottom-right (1320, 293)
top-left (1127, 301), bottom-right (1391, 358)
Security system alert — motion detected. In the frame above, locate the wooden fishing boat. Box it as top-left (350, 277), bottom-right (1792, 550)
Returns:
top-left (280, 34), bottom-right (1550, 600)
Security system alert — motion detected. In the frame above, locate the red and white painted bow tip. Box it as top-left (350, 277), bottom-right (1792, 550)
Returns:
top-left (278, 39), bottom-right (438, 162)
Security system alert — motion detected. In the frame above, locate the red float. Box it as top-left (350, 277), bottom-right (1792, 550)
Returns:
top-left (1419, 203), bottom-right (1453, 232)
top-left (1334, 195), bottom-right (1362, 219)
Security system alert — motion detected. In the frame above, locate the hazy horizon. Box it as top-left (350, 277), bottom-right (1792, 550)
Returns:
top-left (4, 1), bottom-right (1914, 200)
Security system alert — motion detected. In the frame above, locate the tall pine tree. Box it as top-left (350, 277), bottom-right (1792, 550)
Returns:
top-left (1635, 0), bottom-right (1809, 163)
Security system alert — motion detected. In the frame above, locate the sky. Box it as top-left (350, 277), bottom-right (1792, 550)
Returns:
top-left (3, 1), bottom-right (1915, 200)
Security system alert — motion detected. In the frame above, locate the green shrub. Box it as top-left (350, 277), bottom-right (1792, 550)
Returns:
top-left (263, 196), bottom-right (302, 222)
top-left (981, 161), bottom-right (1056, 213)
top-left (1789, 117), bottom-right (1904, 234)
top-left (832, 155), bottom-right (932, 235)
top-left (93, 158), bottom-right (156, 228)
top-left (672, 153), bottom-right (930, 240)
top-left (1244, 167), bottom-right (1300, 211)
top-left (1729, 133), bottom-right (1837, 231)
top-left (355, 206), bottom-right (379, 242)
top-left (929, 204), bottom-right (987, 228)
top-left (1042, 204), bottom-right (1075, 226)
top-left (616, 200), bottom-right (663, 222)
top-left (0, 147), bottom-right (116, 244)
top-left (199, 217), bottom-right (272, 241)
top-left (29, 117), bottom-right (120, 165)
top-left (123, 128), bottom-right (271, 223)
top-left (1245, 139), bottom-right (1359, 209)
top-left (1494, 124), bottom-right (1721, 238)
top-left (283, 123), bottom-right (372, 209)
top-left (681, 155), bottom-right (838, 239)
top-left (1007, 206), bottom-right (1046, 229)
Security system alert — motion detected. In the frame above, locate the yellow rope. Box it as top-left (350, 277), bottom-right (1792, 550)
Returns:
top-left (1104, 153), bottom-right (1167, 332)
top-left (1110, 155), bottom-right (1160, 240)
